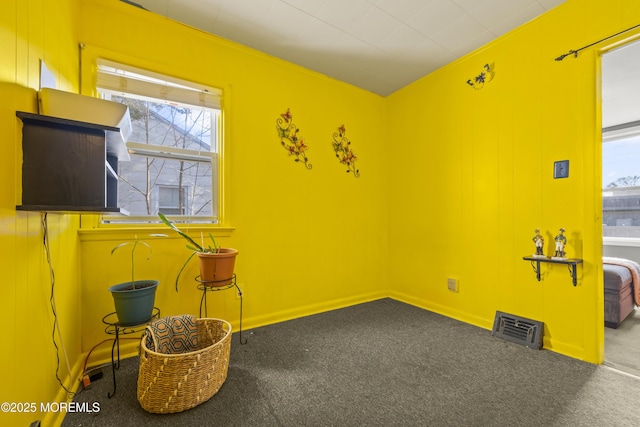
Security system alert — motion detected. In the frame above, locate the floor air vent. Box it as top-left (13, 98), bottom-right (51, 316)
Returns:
top-left (491, 311), bottom-right (543, 350)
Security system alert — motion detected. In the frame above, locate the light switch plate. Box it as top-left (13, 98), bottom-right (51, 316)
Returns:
top-left (554, 160), bottom-right (569, 179)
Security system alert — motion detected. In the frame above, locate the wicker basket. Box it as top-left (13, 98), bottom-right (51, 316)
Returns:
top-left (137, 315), bottom-right (232, 414)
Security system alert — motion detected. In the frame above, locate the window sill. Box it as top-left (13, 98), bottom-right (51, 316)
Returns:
top-left (603, 237), bottom-right (640, 247)
top-left (78, 224), bottom-right (235, 242)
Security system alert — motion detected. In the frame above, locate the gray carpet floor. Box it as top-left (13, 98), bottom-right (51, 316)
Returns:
top-left (605, 308), bottom-right (640, 377)
top-left (63, 299), bottom-right (640, 426)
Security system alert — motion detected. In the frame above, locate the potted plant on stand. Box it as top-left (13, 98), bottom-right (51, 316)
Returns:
top-left (159, 213), bottom-right (238, 291)
top-left (108, 235), bottom-right (162, 326)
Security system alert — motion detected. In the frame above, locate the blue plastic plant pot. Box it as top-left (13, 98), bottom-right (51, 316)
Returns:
top-left (108, 280), bottom-right (159, 326)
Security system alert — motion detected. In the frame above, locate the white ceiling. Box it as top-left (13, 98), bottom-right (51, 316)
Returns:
top-left (125, 0), bottom-right (566, 96)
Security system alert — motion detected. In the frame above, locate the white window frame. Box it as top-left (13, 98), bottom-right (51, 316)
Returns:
top-left (96, 60), bottom-right (223, 224)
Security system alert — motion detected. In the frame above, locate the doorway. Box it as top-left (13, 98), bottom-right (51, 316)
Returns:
top-left (601, 38), bottom-right (640, 377)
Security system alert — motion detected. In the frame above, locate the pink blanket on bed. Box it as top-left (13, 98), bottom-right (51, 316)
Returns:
top-left (604, 257), bottom-right (640, 306)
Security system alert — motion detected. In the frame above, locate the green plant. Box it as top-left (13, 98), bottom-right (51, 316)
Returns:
top-left (158, 213), bottom-right (222, 291)
top-left (111, 235), bottom-right (152, 290)
top-left (158, 212), bottom-right (220, 253)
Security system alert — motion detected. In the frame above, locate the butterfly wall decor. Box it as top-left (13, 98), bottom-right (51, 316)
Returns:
top-left (466, 63), bottom-right (495, 90)
top-left (276, 108), bottom-right (312, 170)
top-left (332, 124), bottom-right (360, 178)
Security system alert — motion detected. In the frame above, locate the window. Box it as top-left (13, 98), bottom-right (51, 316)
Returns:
top-left (602, 131), bottom-right (640, 238)
top-left (97, 60), bottom-right (222, 223)
top-left (158, 185), bottom-right (187, 215)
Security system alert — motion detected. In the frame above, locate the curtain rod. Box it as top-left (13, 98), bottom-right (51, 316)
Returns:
top-left (555, 23), bottom-right (640, 61)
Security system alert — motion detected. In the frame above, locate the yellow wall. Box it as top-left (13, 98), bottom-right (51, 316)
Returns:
top-left (3, 0), bottom-right (640, 425)
top-left (0, 1), bottom-right (83, 426)
top-left (76, 0), bottom-right (391, 361)
top-left (387, 0), bottom-right (640, 364)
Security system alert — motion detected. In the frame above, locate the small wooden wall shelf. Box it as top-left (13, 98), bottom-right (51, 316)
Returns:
top-left (523, 256), bottom-right (583, 286)
top-left (16, 111), bottom-right (129, 213)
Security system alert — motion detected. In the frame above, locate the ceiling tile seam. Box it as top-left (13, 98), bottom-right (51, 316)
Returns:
top-left (364, 0), bottom-right (427, 23)
top-left (449, 0), bottom-right (478, 14)
top-left (283, 0), bottom-right (423, 55)
top-left (427, 9), bottom-right (533, 55)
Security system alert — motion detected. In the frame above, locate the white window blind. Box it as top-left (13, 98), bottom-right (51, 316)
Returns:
top-left (96, 59), bottom-right (221, 110)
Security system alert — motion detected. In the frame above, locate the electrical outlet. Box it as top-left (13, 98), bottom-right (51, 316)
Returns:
top-left (447, 278), bottom-right (459, 293)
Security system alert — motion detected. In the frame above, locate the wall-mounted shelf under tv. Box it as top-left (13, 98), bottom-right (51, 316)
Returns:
top-left (16, 111), bottom-right (130, 213)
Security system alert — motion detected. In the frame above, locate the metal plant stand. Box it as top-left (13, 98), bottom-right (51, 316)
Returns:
top-left (196, 274), bottom-right (246, 345)
top-left (102, 307), bottom-right (160, 398)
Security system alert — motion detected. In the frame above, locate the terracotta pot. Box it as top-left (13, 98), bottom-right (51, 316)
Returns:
top-left (198, 248), bottom-right (238, 287)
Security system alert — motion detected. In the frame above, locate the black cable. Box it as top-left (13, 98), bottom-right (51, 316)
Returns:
top-left (42, 213), bottom-right (76, 398)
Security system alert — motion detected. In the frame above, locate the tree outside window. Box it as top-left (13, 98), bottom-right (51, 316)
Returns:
top-left (97, 63), bottom-right (220, 224)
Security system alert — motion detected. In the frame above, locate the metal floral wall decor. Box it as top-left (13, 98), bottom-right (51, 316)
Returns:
top-left (332, 124), bottom-right (359, 178)
top-left (276, 108), bottom-right (312, 169)
top-left (466, 63), bottom-right (495, 90)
